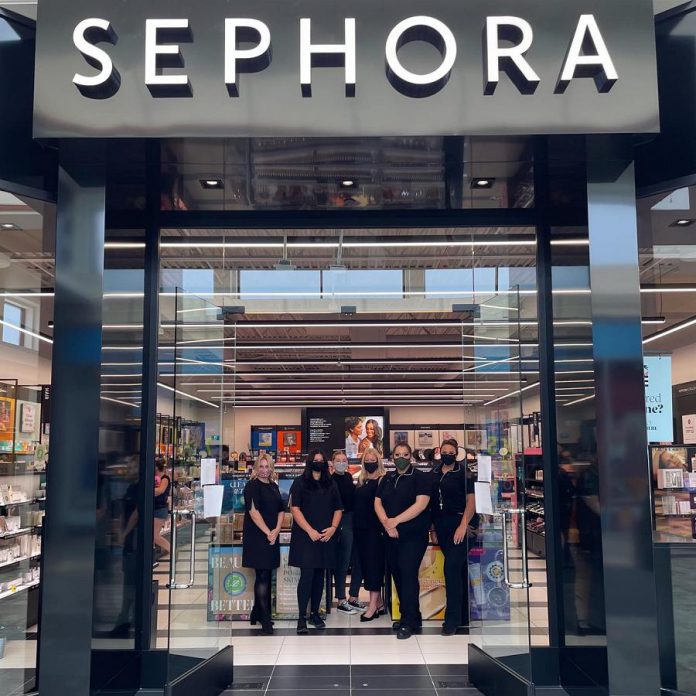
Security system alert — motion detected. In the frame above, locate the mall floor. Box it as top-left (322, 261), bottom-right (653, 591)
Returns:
top-left (0, 534), bottom-right (548, 696)
top-left (152, 532), bottom-right (549, 696)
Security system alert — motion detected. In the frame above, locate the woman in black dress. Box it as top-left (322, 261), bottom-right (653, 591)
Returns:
top-left (242, 455), bottom-right (285, 635)
top-left (431, 439), bottom-right (478, 635)
top-left (354, 447), bottom-right (386, 621)
top-left (289, 449), bottom-right (343, 634)
top-left (375, 442), bottom-right (432, 640)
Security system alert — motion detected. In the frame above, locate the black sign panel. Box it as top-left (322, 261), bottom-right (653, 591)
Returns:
top-left (33, 0), bottom-right (658, 138)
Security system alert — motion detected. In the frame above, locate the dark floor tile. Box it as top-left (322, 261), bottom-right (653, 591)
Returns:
top-left (350, 690), bottom-right (436, 696)
top-left (427, 665), bottom-right (469, 676)
top-left (257, 691), bottom-right (349, 696)
top-left (434, 682), bottom-right (477, 691)
top-left (352, 665), bottom-right (431, 676)
top-left (272, 665), bottom-right (351, 677)
top-left (435, 690), bottom-right (484, 696)
top-left (268, 675), bottom-right (350, 690)
top-left (233, 665), bottom-right (275, 678)
top-left (229, 679), bottom-right (269, 690)
top-left (222, 691), bottom-right (265, 696)
top-left (352, 675), bottom-right (436, 690)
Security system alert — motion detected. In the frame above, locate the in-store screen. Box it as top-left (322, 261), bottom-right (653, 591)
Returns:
top-left (306, 408), bottom-right (386, 460)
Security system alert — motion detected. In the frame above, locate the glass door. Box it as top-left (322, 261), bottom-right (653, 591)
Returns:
top-left (163, 290), bottom-right (231, 685)
top-left (469, 289), bottom-right (533, 681)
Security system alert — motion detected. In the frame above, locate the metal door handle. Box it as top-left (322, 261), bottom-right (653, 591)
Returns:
top-left (167, 510), bottom-right (197, 590)
top-left (502, 508), bottom-right (532, 589)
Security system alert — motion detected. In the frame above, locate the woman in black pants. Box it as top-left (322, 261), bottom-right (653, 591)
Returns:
top-left (242, 455), bottom-right (284, 635)
top-left (289, 449), bottom-right (343, 634)
top-left (375, 443), bottom-right (431, 640)
top-left (431, 439), bottom-right (478, 635)
top-left (353, 447), bottom-right (386, 621)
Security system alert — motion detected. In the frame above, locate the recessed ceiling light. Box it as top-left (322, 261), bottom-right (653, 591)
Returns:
top-left (0, 223), bottom-right (20, 230)
top-left (200, 179), bottom-right (224, 190)
top-left (671, 218), bottom-right (695, 227)
top-left (471, 178), bottom-right (495, 189)
top-left (340, 179), bottom-right (355, 188)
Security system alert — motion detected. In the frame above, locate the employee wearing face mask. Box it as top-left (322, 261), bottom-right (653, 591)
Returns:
top-left (331, 450), bottom-right (364, 614)
top-left (354, 448), bottom-right (387, 621)
top-left (289, 449), bottom-right (343, 635)
top-left (431, 439), bottom-right (478, 635)
top-left (375, 443), bottom-right (432, 639)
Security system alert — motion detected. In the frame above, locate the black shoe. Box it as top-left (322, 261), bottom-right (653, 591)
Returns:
top-left (296, 618), bottom-right (308, 635)
top-left (250, 606), bottom-right (258, 626)
top-left (397, 625), bottom-right (413, 640)
top-left (392, 621), bottom-right (401, 631)
top-left (412, 625), bottom-right (423, 635)
top-left (360, 611), bottom-right (378, 622)
top-left (377, 607), bottom-right (387, 617)
top-left (309, 612), bottom-right (326, 628)
top-left (441, 624), bottom-right (457, 636)
top-left (260, 623), bottom-right (274, 635)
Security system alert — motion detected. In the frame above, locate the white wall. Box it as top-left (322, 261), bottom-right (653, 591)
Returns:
top-left (0, 343), bottom-right (51, 385)
top-left (671, 343), bottom-right (696, 386)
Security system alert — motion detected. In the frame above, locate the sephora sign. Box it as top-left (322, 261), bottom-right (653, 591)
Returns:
top-left (33, 0), bottom-right (659, 138)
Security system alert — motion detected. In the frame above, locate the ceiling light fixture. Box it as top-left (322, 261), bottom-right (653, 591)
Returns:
top-left (156, 381), bottom-right (219, 408)
top-left (564, 393), bottom-right (595, 406)
top-left (643, 316), bottom-right (696, 345)
top-left (200, 179), bottom-right (224, 189)
top-left (484, 381), bottom-right (540, 406)
top-left (0, 318), bottom-right (53, 344)
top-left (670, 219), bottom-right (695, 227)
top-left (340, 179), bottom-right (355, 188)
top-left (0, 223), bottom-right (21, 231)
top-left (471, 178), bottom-right (495, 189)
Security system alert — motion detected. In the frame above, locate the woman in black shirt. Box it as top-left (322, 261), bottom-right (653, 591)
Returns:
top-left (354, 447), bottom-right (386, 621)
top-left (242, 455), bottom-right (285, 635)
top-left (289, 449), bottom-right (343, 634)
top-left (375, 443), bottom-right (431, 640)
top-left (432, 439), bottom-right (478, 635)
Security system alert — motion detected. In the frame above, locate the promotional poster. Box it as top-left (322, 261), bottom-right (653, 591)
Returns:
top-left (644, 355), bottom-right (674, 443)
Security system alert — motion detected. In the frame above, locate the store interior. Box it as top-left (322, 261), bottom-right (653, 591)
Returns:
top-left (3, 139), bottom-right (696, 692)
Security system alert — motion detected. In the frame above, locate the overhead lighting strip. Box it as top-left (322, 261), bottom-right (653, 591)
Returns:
top-left (484, 381), bottom-right (541, 406)
top-left (156, 381), bottom-right (219, 408)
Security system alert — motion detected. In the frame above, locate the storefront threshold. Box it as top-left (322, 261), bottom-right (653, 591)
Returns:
top-left (468, 644), bottom-right (533, 696)
top-left (165, 646), bottom-right (233, 696)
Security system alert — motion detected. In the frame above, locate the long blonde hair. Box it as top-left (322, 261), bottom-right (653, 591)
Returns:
top-left (250, 455), bottom-right (277, 482)
top-left (358, 447), bottom-right (385, 486)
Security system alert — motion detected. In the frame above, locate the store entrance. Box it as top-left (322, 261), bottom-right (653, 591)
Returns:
top-left (155, 225), bottom-right (543, 691)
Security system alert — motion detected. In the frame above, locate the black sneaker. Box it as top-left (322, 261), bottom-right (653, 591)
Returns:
top-left (309, 612), bottom-right (326, 628)
top-left (296, 618), bottom-right (308, 635)
top-left (397, 625), bottom-right (413, 640)
top-left (337, 600), bottom-right (357, 615)
top-left (347, 599), bottom-right (367, 612)
top-left (392, 620), bottom-right (401, 631)
top-left (441, 624), bottom-right (457, 636)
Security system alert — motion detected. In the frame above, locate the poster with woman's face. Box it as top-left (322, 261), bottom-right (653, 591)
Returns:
top-left (345, 415), bottom-right (384, 457)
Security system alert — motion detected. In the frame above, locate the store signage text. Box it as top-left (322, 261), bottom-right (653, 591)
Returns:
top-left (33, 0), bottom-right (659, 138)
top-left (72, 14), bottom-right (618, 100)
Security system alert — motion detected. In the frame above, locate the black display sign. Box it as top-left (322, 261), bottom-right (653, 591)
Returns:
top-left (305, 408), bottom-right (387, 460)
top-left (33, 0), bottom-right (658, 138)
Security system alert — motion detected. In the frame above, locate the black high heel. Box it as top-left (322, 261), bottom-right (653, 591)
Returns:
top-left (360, 611), bottom-right (378, 622)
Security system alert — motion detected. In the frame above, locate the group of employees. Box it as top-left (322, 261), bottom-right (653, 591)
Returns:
top-left (241, 439), bottom-right (478, 639)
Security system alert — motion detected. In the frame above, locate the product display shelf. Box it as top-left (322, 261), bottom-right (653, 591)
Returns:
top-left (0, 578), bottom-right (40, 602)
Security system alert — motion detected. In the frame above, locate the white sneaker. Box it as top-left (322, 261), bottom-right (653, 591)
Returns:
top-left (337, 600), bottom-right (357, 614)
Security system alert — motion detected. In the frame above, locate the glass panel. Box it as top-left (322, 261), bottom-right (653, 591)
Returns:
top-left (160, 137), bottom-right (534, 211)
top-left (158, 224), bottom-right (536, 678)
top-left (92, 233), bottom-right (145, 657)
top-left (164, 292), bottom-right (227, 681)
top-left (0, 193), bottom-right (54, 696)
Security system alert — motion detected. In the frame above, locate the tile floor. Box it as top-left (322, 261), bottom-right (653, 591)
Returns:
top-left (0, 537), bottom-right (549, 696)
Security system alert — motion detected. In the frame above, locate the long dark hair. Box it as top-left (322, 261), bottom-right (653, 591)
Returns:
top-left (302, 448), bottom-right (332, 488)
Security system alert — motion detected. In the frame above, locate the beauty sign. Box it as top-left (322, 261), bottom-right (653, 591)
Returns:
top-left (644, 355), bottom-right (674, 444)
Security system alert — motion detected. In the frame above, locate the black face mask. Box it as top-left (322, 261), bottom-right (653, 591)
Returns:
top-left (310, 461), bottom-right (326, 473)
top-left (441, 453), bottom-right (457, 466)
top-left (364, 461), bottom-right (378, 474)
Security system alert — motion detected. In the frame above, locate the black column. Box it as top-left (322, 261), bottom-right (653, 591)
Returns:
top-left (38, 153), bottom-right (105, 696)
top-left (586, 138), bottom-right (660, 696)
